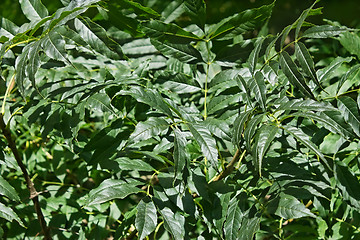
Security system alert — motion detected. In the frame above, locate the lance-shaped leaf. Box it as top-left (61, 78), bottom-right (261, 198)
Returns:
top-left (317, 57), bottom-right (352, 83)
top-left (27, 40), bottom-right (42, 87)
top-left (183, 0), bottom-right (206, 30)
top-left (292, 112), bottom-right (353, 139)
top-left (86, 179), bottom-right (142, 206)
top-left (74, 17), bottom-right (125, 60)
top-left (224, 199), bottom-right (243, 240)
top-left (114, 157), bottom-right (154, 172)
top-left (280, 51), bottom-right (314, 99)
top-left (15, 44), bottom-right (31, 96)
top-left (142, 20), bottom-right (201, 43)
top-left (208, 2), bottom-right (274, 40)
top-left (337, 96), bottom-right (360, 137)
top-left (267, 193), bottom-right (316, 219)
top-left (135, 198), bottom-right (158, 240)
top-left (121, 86), bottom-right (173, 117)
top-left (253, 124), bottom-right (278, 176)
top-left (248, 37), bottom-right (265, 75)
top-left (277, 99), bottom-right (337, 112)
top-left (42, 29), bottom-right (71, 65)
top-left (173, 128), bottom-right (189, 180)
top-left (0, 202), bottom-right (24, 227)
top-left (249, 71), bottom-right (267, 111)
top-left (159, 207), bottom-right (185, 240)
top-left (294, 0), bottom-right (320, 39)
top-left (207, 94), bottom-right (241, 115)
top-left (302, 25), bottom-right (349, 39)
top-left (120, 0), bottom-right (161, 19)
top-left (162, 1), bottom-right (185, 24)
top-left (236, 75), bottom-right (253, 106)
top-left (0, 176), bottom-right (20, 202)
top-left (339, 31), bottom-right (360, 60)
top-left (335, 161), bottom-right (360, 209)
top-left (282, 125), bottom-right (330, 169)
top-left (187, 122), bottom-right (218, 167)
top-left (0, 17), bottom-right (19, 39)
top-left (130, 117), bottom-right (169, 142)
top-left (295, 42), bottom-right (320, 87)
top-left (19, 0), bottom-right (48, 22)
top-left (232, 110), bottom-right (252, 146)
top-left (150, 39), bottom-right (202, 63)
top-left (244, 114), bottom-right (265, 151)
top-left (337, 64), bottom-right (360, 94)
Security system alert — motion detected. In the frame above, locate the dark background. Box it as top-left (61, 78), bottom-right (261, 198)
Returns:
top-left (1, 0), bottom-right (359, 32)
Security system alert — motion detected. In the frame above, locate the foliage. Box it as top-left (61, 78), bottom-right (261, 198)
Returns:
top-left (1, 0), bottom-right (360, 239)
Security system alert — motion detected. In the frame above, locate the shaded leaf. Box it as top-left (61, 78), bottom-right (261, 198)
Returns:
top-left (232, 110), bottom-right (252, 146)
top-left (159, 207), bottom-right (185, 240)
top-left (339, 31), bottom-right (360, 60)
top-left (244, 114), bottom-right (265, 151)
top-left (317, 57), bottom-right (352, 83)
top-left (249, 71), bottom-right (266, 111)
top-left (183, 0), bottom-right (206, 30)
top-left (295, 42), bottom-right (319, 87)
top-left (114, 157), bottom-right (154, 172)
top-left (224, 199), bottom-right (242, 240)
top-left (303, 25), bottom-right (349, 39)
top-left (130, 117), bottom-right (169, 142)
top-left (0, 176), bottom-right (20, 202)
top-left (173, 128), bottom-right (189, 180)
top-left (337, 96), bottom-right (360, 137)
top-left (248, 38), bottom-right (265, 75)
top-left (135, 198), bottom-right (157, 240)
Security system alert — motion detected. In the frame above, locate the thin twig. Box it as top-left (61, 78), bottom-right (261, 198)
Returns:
top-left (0, 114), bottom-right (52, 240)
top-left (210, 148), bottom-right (245, 182)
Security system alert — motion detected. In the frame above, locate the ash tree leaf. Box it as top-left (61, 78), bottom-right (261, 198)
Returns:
top-left (232, 110), bottom-right (252, 146)
top-left (183, 0), bottom-right (206, 30)
top-left (19, 0), bottom-right (48, 22)
top-left (334, 161), bottom-right (360, 210)
top-left (86, 93), bottom-right (117, 114)
top-left (224, 199), bottom-right (243, 240)
top-left (27, 40), bottom-right (42, 87)
top-left (86, 179), bottom-right (142, 206)
top-left (121, 86), bottom-right (173, 118)
top-left (204, 117), bottom-right (231, 141)
top-left (120, 0), bottom-right (161, 19)
top-left (135, 198), bottom-right (158, 240)
top-left (248, 37), bottom-right (265, 75)
top-left (114, 157), bottom-right (154, 172)
top-left (339, 31), bottom-right (360, 60)
top-left (302, 25), bottom-right (349, 39)
top-left (337, 64), bottom-right (360, 94)
top-left (294, 0), bottom-right (319, 39)
top-left (277, 99), bottom-right (337, 112)
top-left (15, 44), bottom-right (32, 96)
top-left (268, 193), bottom-right (316, 219)
top-left (244, 114), bottom-right (265, 151)
top-left (0, 17), bottom-right (19, 39)
top-left (337, 96), bottom-right (360, 137)
top-left (173, 128), bottom-right (189, 180)
top-left (207, 94), bottom-right (241, 115)
top-left (208, 2), bottom-right (274, 40)
top-left (159, 207), bottom-right (185, 240)
top-left (130, 117), bottom-right (169, 142)
top-left (253, 124), bottom-right (278, 176)
top-left (280, 51), bottom-right (315, 99)
top-left (316, 57), bottom-right (352, 83)
top-left (187, 122), bottom-right (218, 167)
top-left (236, 75), bottom-right (253, 106)
top-left (162, 1), bottom-right (185, 24)
top-left (42, 29), bottom-right (71, 65)
top-left (0, 202), bottom-right (25, 227)
top-left (150, 39), bottom-right (203, 64)
top-left (282, 125), bottom-right (330, 169)
top-left (0, 175), bottom-right (20, 202)
top-left (74, 17), bottom-right (125, 60)
top-left (295, 42), bottom-right (320, 87)
top-left (249, 71), bottom-right (267, 111)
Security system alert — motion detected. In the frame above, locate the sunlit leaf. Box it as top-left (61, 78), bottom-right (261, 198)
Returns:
top-left (0, 176), bottom-right (20, 202)
top-left (0, 202), bottom-right (24, 227)
top-left (135, 198), bottom-right (157, 240)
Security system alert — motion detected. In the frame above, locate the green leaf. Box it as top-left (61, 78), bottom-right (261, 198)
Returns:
top-left (204, 118), bottom-right (231, 141)
top-left (207, 94), bottom-right (241, 115)
top-left (302, 25), bottom-right (349, 39)
top-left (86, 179), bottom-right (141, 206)
top-left (27, 41), bottom-right (42, 87)
top-left (142, 20), bottom-right (201, 43)
top-left (183, 0), bottom-right (206, 30)
top-left (15, 44), bottom-right (31, 96)
top-left (280, 51), bottom-right (315, 99)
top-left (0, 176), bottom-right (20, 202)
top-left (130, 117), bottom-right (169, 142)
top-left (159, 207), bottom-right (185, 240)
top-left (295, 42), bottom-right (319, 87)
top-left (187, 122), bottom-right (218, 167)
top-left (317, 57), bottom-right (352, 83)
top-left (114, 157), bottom-right (154, 172)
top-left (135, 198), bottom-right (157, 240)
top-left (282, 125), bottom-right (330, 169)
top-left (74, 17), bottom-right (125, 60)
top-left (334, 161), bottom-right (360, 209)
top-left (339, 31), bottom-right (360, 60)
top-left (232, 110), bottom-right (252, 146)
top-left (150, 39), bottom-right (203, 63)
top-left (121, 86), bottom-right (173, 118)
top-left (253, 124), bottom-right (278, 176)
top-left (248, 38), bottom-right (265, 75)
top-left (0, 17), bottom-right (19, 38)
top-left (268, 193), bottom-right (316, 219)
top-left (173, 128), bottom-right (189, 180)
top-left (86, 93), bottom-right (117, 115)
top-left (42, 29), bottom-right (71, 64)
top-left (278, 99), bottom-right (337, 112)
top-left (162, 1), bottom-right (185, 24)
top-left (337, 96), bottom-right (360, 137)
top-left (294, 1), bottom-right (319, 39)
top-left (208, 2), bottom-right (274, 40)
top-left (337, 64), bottom-right (360, 94)
top-left (224, 199), bottom-right (242, 240)
top-left (244, 114), bottom-right (265, 151)
top-left (19, 0), bottom-right (48, 22)
top-left (119, 0), bottom-right (161, 19)
top-left (249, 71), bottom-right (267, 111)
top-left (0, 202), bottom-right (24, 227)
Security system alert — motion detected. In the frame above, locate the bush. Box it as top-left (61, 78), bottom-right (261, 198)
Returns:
top-left (1, 0), bottom-right (360, 239)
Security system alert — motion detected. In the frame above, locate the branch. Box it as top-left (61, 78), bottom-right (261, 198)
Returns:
top-left (0, 114), bottom-right (52, 240)
top-left (210, 148), bottom-right (245, 182)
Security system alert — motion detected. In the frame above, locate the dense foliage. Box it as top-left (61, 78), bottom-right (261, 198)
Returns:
top-left (1, 0), bottom-right (360, 239)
